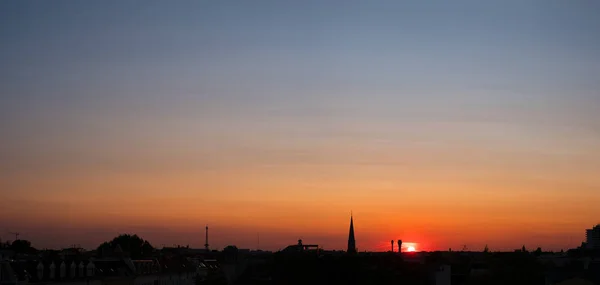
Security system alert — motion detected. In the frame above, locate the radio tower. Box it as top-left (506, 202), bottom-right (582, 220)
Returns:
top-left (204, 226), bottom-right (209, 252)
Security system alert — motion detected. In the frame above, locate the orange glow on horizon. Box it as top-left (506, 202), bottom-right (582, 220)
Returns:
top-left (2, 139), bottom-right (599, 251)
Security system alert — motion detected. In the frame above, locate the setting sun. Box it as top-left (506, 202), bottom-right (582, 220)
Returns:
top-left (407, 246), bottom-right (416, 252)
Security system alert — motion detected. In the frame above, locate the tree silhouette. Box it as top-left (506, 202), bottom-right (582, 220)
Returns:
top-left (483, 245), bottom-right (489, 253)
top-left (10, 240), bottom-right (37, 254)
top-left (223, 245), bottom-right (239, 263)
top-left (534, 247), bottom-right (542, 256)
top-left (97, 234), bottom-right (154, 259)
top-left (223, 245), bottom-right (238, 252)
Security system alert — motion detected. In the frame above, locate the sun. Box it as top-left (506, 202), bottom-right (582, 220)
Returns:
top-left (407, 246), bottom-right (416, 252)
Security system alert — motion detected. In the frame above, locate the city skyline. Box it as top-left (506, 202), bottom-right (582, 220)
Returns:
top-left (1, 1), bottom-right (600, 252)
top-left (1, 216), bottom-right (596, 253)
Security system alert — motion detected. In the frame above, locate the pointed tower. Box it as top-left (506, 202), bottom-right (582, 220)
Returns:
top-left (347, 213), bottom-right (357, 254)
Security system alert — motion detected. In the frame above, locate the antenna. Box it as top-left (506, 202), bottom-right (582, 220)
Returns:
top-left (8, 231), bottom-right (20, 240)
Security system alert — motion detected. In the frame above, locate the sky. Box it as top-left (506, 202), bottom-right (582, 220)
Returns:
top-left (1, 0), bottom-right (600, 252)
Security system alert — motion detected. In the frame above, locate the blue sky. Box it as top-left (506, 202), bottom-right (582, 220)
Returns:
top-left (2, 1), bottom-right (599, 166)
top-left (2, 1), bottom-right (599, 112)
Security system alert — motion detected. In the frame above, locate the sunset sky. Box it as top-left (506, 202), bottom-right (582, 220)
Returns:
top-left (1, 1), bottom-right (599, 252)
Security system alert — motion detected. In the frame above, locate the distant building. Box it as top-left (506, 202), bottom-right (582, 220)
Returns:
top-left (282, 240), bottom-right (318, 253)
top-left (586, 225), bottom-right (600, 249)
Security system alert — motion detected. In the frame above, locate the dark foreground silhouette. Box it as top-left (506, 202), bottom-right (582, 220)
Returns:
top-left (2, 234), bottom-right (600, 285)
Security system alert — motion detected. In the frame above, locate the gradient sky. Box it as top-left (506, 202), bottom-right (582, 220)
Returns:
top-left (1, 0), bottom-right (600, 252)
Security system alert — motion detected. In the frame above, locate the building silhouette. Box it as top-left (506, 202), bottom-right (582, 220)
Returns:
top-left (347, 214), bottom-right (356, 254)
top-left (282, 239), bottom-right (319, 253)
top-left (586, 224), bottom-right (600, 249)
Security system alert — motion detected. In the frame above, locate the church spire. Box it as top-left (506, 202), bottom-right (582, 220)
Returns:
top-left (347, 213), bottom-right (356, 254)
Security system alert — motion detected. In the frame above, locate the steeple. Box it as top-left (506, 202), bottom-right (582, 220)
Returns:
top-left (347, 213), bottom-right (356, 254)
